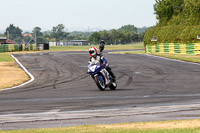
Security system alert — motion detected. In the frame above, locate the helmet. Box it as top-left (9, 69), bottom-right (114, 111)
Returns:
top-left (100, 40), bottom-right (105, 44)
top-left (89, 46), bottom-right (97, 57)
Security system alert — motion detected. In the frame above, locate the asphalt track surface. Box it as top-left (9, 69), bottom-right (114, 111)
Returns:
top-left (1, 51), bottom-right (200, 129)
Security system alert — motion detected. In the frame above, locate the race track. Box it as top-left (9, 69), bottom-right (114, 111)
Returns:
top-left (1, 51), bottom-right (200, 129)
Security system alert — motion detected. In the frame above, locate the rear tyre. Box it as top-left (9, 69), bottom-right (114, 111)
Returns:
top-left (94, 74), bottom-right (106, 91)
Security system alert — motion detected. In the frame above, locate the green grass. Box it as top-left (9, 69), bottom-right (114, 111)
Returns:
top-left (0, 53), bottom-right (14, 62)
top-left (49, 42), bottom-right (144, 51)
top-left (0, 127), bottom-right (199, 133)
top-left (0, 124), bottom-right (199, 133)
top-left (112, 50), bottom-right (145, 54)
top-left (113, 49), bottom-right (200, 63)
top-left (151, 53), bottom-right (200, 63)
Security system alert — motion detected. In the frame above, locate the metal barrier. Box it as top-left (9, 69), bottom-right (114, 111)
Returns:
top-left (146, 43), bottom-right (200, 55)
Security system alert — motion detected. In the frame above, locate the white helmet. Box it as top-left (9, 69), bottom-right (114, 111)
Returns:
top-left (89, 46), bottom-right (97, 57)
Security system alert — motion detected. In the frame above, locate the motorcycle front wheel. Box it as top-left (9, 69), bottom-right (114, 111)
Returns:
top-left (109, 81), bottom-right (117, 90)
top-left (94, 74), bottom-right (106, 91)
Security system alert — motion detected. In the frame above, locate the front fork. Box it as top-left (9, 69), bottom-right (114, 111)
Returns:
top-left (91, 69), bottom-right (110, 85)
top-left (100, 69), bottom-right (110, 85)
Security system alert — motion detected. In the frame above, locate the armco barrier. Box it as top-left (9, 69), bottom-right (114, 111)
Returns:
top-left (0, 44), bottom-right (38, 52)
top-left (146, 43), bottom-right (200, 55)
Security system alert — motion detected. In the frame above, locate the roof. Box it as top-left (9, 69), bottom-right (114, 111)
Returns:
top-left (23, 34), bottom-right (32, 37)
top-left (6, 40), bottom-right (15, 44)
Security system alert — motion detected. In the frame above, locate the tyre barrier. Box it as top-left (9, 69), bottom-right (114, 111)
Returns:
top-left (0, 44), bottom-right (44, 52)
top-left (145, 43), bottom-right (200, 55)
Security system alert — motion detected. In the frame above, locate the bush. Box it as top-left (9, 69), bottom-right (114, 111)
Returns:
top-left (144, 25), bottom-right (200, 45)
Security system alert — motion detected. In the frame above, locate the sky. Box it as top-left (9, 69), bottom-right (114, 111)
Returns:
top-left (0, 0), bottom-right (157, 32)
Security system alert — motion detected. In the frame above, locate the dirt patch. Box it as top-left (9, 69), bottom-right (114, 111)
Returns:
top-left (0, 62), bottom-right (29, 89)
top-left (98, 119), bottom-right (200, 129)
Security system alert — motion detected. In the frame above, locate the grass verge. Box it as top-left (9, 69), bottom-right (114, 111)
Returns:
top-left (112, 50), bottom-right (145, 54)
top-left (0, 53), bottom-right (29, 89)
top-left (151, 53), bottom-right (200, 63)
top-left (1, 119), bottom-right (200, 133)
top-left (49, 42), bottom-right (144, 51)
top-left (0, 53), bottom-right (14, 62)
top-left (113, 50), bottom-right (200, 64)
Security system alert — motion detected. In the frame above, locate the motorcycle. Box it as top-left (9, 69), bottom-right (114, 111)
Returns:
top-left (87, 62), bottom-right (117, 91)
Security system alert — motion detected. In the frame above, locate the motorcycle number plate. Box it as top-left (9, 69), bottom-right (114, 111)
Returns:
top-left (90, 66), bottom-right (96, 72)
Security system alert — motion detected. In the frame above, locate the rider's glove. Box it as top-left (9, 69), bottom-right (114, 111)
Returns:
top-left (101, 63), bottom-right (106, 67)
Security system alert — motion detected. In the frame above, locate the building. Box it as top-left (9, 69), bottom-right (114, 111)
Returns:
top-left (49, 40), bottom-right (88, 46)
top-left (0, 37), bottom-right (15, 44)
top-left (23, 34), bottom-right (32, 37)
top-left (0, 37), bottom-right (6, 44)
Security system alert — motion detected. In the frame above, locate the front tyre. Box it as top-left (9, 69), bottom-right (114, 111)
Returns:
top-left (109, 81), bottom-right (117, 90)
top-left (94, 74), bottom-right (106, 91)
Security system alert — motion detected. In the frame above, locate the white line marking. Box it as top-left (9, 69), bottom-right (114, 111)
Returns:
top-left (1, 103), bottom-right (200, 123)
top-left (0, 54), bottom-right (35, 92)
top-left (144, 54), bottom-right (200, 66)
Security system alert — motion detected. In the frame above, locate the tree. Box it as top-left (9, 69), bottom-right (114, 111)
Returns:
top-left (43, 31), bottom-right (51, 42)
top-left (111, 29), bottom-right (122, 44)
top-left (23, 35), bottom-right (33, 44)
top-left (88, 25), bottom-right (145, 45)
top-left (118, 24), bottom-right (138, 33)
top-left (154, 0), bottom-right (200, 26)
top-left (67, 31), bottom-right (92, 41)
top-left (4, 24), bottom-right (23, 43)
top-left (99, 30), bottom-right (112, 44)
top-left (33, 27), bottom-right (42, 36)
top-left (51, 24), bottom-right (69, 42)
top-left (154, 0), bottom-right (174, 25)
top-left (88, 32), bottom-right (101, 44)
top-left (32, 27), bottom-right (45, 43)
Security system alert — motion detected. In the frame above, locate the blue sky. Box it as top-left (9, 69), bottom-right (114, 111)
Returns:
top-left (0, 0), bottom-right (157, 32)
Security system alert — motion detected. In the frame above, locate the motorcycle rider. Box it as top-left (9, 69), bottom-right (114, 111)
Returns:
top-left (98, 40), bottom-right (116, 79)
top-left (88, 46), bottom-right (116, 80)
top-left (99, 40), bottom-right (105, 54)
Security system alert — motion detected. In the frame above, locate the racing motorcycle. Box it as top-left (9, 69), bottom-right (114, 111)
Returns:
top-left (87, 62), bottom-right (117, 91)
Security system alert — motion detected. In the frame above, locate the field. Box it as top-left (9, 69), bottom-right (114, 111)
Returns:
top-left (49, 42), bottom-right (145, 51)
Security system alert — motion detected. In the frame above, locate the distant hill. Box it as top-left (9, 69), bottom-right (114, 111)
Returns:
top-left (137, 27), bottom-right (148, 34)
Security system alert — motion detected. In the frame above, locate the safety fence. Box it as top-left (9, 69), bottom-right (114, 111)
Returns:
top-left (145, 43), bottom-right (200, 55)
top-left (0, 44), bottom-right (37, 53)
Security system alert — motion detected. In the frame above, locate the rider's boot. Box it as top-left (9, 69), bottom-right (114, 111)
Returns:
top-left (106, 67), bottom-right (116, 80)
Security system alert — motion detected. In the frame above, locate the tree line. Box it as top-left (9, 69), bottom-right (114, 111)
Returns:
top-left (2, 24), bottom-right (147, 44)
top-left (89, 25), bottom-right (146, 45)
top-left (154, 0), bottom-right (200, 26)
